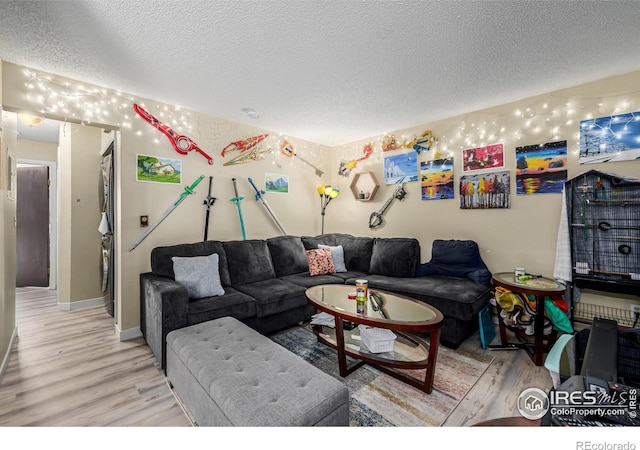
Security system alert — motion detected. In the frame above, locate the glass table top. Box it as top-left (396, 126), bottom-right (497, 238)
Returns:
top-left (305, 284), bottom-right (442, 327)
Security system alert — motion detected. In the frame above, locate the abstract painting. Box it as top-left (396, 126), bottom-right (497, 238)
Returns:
top-left (420, 156), bottom-right (454, 200)
top-left (516, 140), bottom-right (567, 195)
top-left (460, 170), bottom-right (510, 209)
top-left (462, 143), bottom-right (504, 172)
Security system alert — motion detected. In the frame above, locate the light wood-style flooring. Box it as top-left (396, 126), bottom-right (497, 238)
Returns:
top-left (0, 287), bottom-right (552, 426)
top-left (0, 287), bottom-right (190, 426)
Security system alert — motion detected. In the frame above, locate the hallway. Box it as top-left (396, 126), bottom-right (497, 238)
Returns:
top-left (0, 288), bottom-right (190, 426)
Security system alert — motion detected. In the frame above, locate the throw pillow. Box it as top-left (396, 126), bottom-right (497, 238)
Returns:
top-left (306, 248), bottom-right (336, 276)
top-left (318, 244), bottom-right (347, 272)
top-left (172, 253), bottom-right (225, 299)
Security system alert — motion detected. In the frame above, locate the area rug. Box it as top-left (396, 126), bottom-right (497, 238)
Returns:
top-left (270, 326), bottom-right (493, 427)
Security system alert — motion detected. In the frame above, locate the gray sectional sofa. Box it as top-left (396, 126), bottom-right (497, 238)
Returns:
top-left (140, 233), bottom-right (493, 370)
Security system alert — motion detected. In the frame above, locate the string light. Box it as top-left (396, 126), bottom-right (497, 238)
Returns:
top-left (17, 66), bottom-right (640, 163)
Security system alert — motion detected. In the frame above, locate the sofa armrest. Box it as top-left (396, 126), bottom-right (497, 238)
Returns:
top-left (140, 272), bottom-right (189, 370)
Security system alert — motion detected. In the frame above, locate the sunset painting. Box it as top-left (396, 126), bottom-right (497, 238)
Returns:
top-left (515, 141), bottom-right (567, 195)
top-left (420, 157), bottom-right (454, 200)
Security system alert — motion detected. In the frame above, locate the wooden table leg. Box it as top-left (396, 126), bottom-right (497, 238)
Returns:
top-left (496, 302), bottom-right (508, 344)
top-left (423, 328), bottom-right (441, 394)
top-left (334, 316), bottom-right (348, 377)
top-left (533, 295), bottom-right (544, 366)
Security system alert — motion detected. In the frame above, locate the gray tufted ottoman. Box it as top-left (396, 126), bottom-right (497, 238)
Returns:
top-left (166, 316), bottom-right (350, 426)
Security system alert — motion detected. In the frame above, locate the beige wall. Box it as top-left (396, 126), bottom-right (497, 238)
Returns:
top-left (57, 123), bottom-right (104, 306)
top-left (328, 70), bottom-right (640, 310)
top-left (1, 101), bottom-right (18, 381)
top-left (115, 107), bottom-right (331, 333)
top-left (2, 61), bottom-right (640, 343)
top-left (17, 138), bottom-right (57, 162)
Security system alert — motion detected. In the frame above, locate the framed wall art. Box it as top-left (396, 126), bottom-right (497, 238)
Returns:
top-left (516, 140), bottom-right (567, 195)
top-left (460, 170), bottom-right (510, 209)
top-left (136, 154), bottom-right (182, 184)
top-left (579, 111), bottom-right (640, 164)
top-left (462, 143), bottom-right (504, 172)
top-left (420, 156), bottom-right (454, 200)
top-left (265, 173), bottom-right (289, 194)
top-left (383, 151), bottom-right (418, 185)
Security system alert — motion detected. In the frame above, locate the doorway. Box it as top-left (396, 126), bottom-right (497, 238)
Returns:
top-left (16, 160), bottom-right (58, 288)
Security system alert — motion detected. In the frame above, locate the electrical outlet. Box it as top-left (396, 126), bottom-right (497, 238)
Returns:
top-left (631, 304), bottom-right (640, 314)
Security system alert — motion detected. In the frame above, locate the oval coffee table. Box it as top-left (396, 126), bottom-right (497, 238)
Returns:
top-left (305, 284), bottom-right (444, 393)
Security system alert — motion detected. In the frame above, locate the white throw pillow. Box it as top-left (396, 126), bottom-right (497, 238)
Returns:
top-left (172, 253), bottom-right (225, 299)
top-left (318, 244), bottom-right (347, 273)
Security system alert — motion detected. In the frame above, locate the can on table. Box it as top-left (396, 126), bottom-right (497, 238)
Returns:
top-left (355, 279), bottom-right (368, 313)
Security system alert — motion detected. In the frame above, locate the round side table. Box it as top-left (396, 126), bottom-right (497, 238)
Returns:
top-left (491, 272), bottom-right (566, 366)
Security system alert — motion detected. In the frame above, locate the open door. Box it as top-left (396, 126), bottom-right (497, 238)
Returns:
top-left (16, 165), bottom-right (50, 287)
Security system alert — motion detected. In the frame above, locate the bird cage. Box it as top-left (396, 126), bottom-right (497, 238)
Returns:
top-left (566, 170), bottom-right (640, 294)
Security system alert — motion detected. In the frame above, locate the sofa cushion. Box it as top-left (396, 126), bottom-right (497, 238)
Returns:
top-left (303, 234), bottom-right (373, 273)
top-left (233, 279), bottom-right (308, 317)
top-left (362, 275), bottom-right (493, 320)
top-left (302, 234), bottom-right (339, 249)
top-left (279, 272), bottom-right (346, 288)
top-left (362, 274), bottom-right (492, 321)
top-left (151, 241), bottom-right (231, 286)
top-left (318, 244), bottom-right (347, 272)
top-left (172, 253), bottom-right (225, 299)
top-left (417, 239), bottom-right (491, 285)
top-left (306, 248), bottom-right (336, 276)
top-left (369, 237), bottom-right (420, 278)
top-left (186, 287), bottom-right (256, 325)
top-left (223, 240), bottom-right (276, 285)
top-left (266, 236), bottom-right (309, 277)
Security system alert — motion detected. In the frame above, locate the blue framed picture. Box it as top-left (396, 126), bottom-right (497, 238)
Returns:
top-left (383, 151), bottom-right (418, 185)
top-left (579, 111), bottom-right (640, 164)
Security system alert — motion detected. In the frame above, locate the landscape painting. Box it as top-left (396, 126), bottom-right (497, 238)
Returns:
top-left (516, 140), bottom-right (567, 195)
top-left (420, 156), bottom-right (454, 200)
top-left (460, 170), bottom-right (510, 209)
top-left (265, 172), bottom-right (289, 193)
top-left (136, 154), bottom-right (182, 184)
top-left (383, 151), bottom-right (418, 185)
top-left (462, 143), bottom-right (504, 172)
top-left (579, 111), bottom-right (640, 164)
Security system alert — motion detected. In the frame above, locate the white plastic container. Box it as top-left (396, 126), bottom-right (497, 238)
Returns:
top-left (358, 325), bottom-right (397, 353)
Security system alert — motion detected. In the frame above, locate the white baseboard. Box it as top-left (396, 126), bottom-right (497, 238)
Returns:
top-left (0, 326), bottom-right (18, 385)
top-left (58, 295), bottom-right (107, 311)
top-left (116, 323), bottom-right (142, 341)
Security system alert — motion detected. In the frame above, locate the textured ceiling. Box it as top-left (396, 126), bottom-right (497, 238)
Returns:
top-left (2, 0), bottom-right (640, 146)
